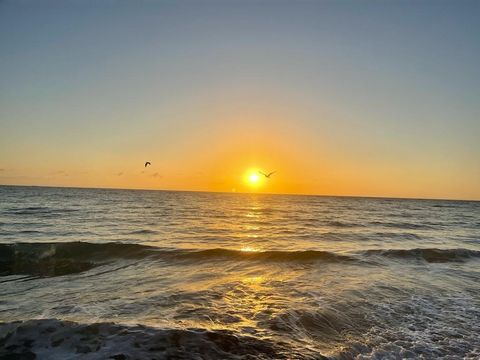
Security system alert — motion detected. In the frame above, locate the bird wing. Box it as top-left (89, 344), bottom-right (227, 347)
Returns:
top-left (268, 171), bottom-right (276, 177)
top-left (258, 171), bottom-right (267, 177)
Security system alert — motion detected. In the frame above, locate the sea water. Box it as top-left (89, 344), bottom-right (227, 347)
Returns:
top-left (1, 186), bottom-right (479, 359)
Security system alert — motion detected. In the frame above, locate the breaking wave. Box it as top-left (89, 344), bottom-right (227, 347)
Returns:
top-left (1, 242), bottom-right (479, 277)
top-left (0, 242), bottom-right (354, 277)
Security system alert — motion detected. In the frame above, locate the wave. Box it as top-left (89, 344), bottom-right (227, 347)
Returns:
top-left (369, 221), bottom-right (435, 230)
top-left (18, 230), bottom-right (43, 234)
top-left (187, 247), bottom-right (480, 264)
top-left (1, 242), bottom-right (479, 277)
top-left (3, 206), bottom-right (79, 216)
top-left (0, 319), bottom-right (297, 360)
top-left (0, 242), bottom-right (354, 277)
top-left (187, 248), bottom-right (354, 262)
top-left (431, 204), bottom-right (459, 208)
top-left (325, 220), bottom-right (363, 228)
top-left (264, 307), bottom-right (359, 343)
top-left (126, 229), bottom-right (159, 235)
top-left (361, 248), bottom-right (480, 263)
top-left (0, 242), bottom-right (153, 277)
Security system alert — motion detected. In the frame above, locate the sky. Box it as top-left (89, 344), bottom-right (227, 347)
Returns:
top-left (1, 0), bottom-right (479, 200)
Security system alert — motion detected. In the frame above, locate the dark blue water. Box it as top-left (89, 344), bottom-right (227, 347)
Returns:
top-left (1, 185), bottom-right (479, 359)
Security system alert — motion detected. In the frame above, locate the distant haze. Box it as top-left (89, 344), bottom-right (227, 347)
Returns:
top-left (1, 0), bottom-right (479, 200)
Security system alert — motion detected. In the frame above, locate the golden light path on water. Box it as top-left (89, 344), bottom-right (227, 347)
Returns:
top-left (240, 246), bottom-right (260, 252)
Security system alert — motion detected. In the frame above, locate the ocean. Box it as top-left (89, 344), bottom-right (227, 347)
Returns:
top-left (0, 185), bottom-right (479, 359)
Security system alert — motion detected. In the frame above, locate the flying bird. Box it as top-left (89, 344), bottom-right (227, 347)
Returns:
top-left (259, 171), bottom-right (276, 178)
top-left (144, 162), bottom-right (151, 168)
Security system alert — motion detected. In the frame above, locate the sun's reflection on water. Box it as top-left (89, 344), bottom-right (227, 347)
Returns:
top-left (240, 246), bottom-right (260, 252)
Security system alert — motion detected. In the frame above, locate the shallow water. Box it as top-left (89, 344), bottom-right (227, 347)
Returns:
top-left (1, 185), bottom-right (479, 359)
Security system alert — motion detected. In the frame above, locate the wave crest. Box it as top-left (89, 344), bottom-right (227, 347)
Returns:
top-left (1, 242), bottom-right (478, 277)
top-left (0, 242), bottom-right (354, 277)
top-left (188, 248), bottom-right (354, 262)
top-left (362, 248), bottom-right (480, 263)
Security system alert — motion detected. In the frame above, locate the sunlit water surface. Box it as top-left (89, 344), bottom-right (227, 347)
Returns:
top-left (1, 186), bottom-right (479, 359)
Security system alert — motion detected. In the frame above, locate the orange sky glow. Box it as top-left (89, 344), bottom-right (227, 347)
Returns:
top-left (1, 1), bottom-right (479, 200)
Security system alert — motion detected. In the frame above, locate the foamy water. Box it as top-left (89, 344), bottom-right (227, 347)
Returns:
top-left (1, 186), bottom-right (479, 359)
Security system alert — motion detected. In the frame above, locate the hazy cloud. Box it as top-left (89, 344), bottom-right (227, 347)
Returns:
top-left (117, 172), bottom-right (124, 177)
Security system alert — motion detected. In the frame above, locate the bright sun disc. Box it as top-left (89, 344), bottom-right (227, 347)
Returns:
top-left (249, 173), bottom-right (260, 183)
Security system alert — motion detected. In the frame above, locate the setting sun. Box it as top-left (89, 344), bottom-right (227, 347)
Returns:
top-left (249, 173), bottom-right (260, 184)
top-left (246, 170), bottom-right (262, 187)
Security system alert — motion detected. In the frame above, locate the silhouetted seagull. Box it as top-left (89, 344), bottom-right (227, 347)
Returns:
top-left (259, 171), bottom-right (276, 178)
top-left (144, 162), bottom-right (151, 168)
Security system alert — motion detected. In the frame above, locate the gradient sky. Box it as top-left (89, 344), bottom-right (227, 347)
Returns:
top-left (1, 0), bottom-right (479, 199)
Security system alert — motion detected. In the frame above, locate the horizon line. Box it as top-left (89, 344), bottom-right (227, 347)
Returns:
top-left (1, 183), bottom-right (478, 203)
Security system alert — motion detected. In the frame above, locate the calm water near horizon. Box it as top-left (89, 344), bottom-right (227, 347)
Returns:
top-left (1, 185), bottom-right (479, 359)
